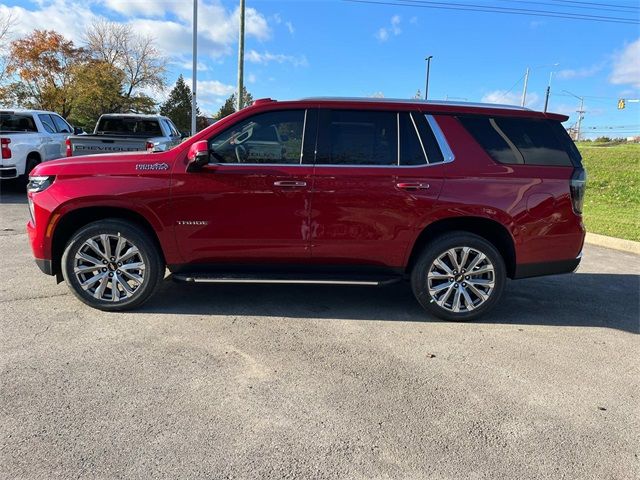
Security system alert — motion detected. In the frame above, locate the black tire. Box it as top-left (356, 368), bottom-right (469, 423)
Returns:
top-left (61, 219), bottom-right (165, 311)
top-left (410, 231), bottom-right (506, 321)
top-left (19, 154), bottom-right (40, 188)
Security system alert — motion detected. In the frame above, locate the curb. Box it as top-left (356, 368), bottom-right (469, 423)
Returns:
top-left (585, 233), bottom-right (640, 255)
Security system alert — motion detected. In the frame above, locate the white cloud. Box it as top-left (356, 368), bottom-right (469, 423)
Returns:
top-left (376, 15), bottom-right (402, 42)
top-left (557, 64), bottom-right (602, 80)
top-left (246, 50), bottom-right (308, 67)
top-left (482, 90), bottom-right (540, 108)
top-left (184, 77), bottom-right (234, 111)
top-left (101, 0), bottom-right (169, 18)
top-left (610, 38), bottom-right (640, 88)
top-left (286, 21), bottom-right (295, 35)
top-left (375, 28), bottom-right (389, 42)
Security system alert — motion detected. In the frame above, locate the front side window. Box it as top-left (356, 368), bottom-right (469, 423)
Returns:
top-left (318, 110), bottom-right (397, 166)
top-left (208, 110), bottom-right (305, 164)
top-left (38, 114), bottom-right (56, 134)
top-left (51, 114), bottom-right (72, 133)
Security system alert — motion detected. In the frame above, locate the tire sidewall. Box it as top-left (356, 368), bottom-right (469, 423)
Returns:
top-left (411, 232), bottom-right (506, 321)
top-left (61, 220), bottom-right (163, 311)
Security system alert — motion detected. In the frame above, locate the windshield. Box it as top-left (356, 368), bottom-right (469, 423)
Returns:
top-left (96, 117), bottom-right (163, 136)
top-left (0, 114), bottom-right (38, 133)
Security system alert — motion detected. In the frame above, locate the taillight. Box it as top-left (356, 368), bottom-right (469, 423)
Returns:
top-left (65, 138), bottom-right (72, 157)
top-left (146, 141), bottom-right (154, 152)
top-left (570, 167), bottom-right (586, 215)
top-left (1, 138), bottom-right (11, 159)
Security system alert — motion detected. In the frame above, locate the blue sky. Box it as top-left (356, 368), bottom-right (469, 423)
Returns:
top-left (2, 0), bottom-right (639, 137)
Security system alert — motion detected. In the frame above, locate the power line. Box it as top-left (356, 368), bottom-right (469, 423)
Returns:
top-left (496, 0), bottom-right (640, 14)
top-left (343, 0), bottom-right (640, 24)
top-left (551, 0), bottom-right (639, 12)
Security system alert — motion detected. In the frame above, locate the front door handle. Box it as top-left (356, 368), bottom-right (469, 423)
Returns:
top-left (273, 180), bottom-right (307, 188)
top-left (396, 182), bottom-right (430, 191)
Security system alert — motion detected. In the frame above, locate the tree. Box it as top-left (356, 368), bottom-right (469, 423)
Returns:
top-left (215, 87), bottom-right (253, 121)
top-left (69, 60), bottom-right (126, 129)
top-left (85, 21), bottom-right (166, 110)
top-left (0, 11), bottom-right (15, 85)
top-left (5, 30), bottom-right (86, 117)
top-left (159, 75), bottom-right (199, 134)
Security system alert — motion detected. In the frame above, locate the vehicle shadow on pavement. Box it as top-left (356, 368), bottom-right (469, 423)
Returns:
top-left (0, 182), bottom-right (27, 204)
top-left (142, 272), bottom-right (639, 334)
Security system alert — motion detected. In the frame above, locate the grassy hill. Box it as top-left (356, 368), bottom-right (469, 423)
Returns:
top-left (577, 142), bottom-right (639, 241)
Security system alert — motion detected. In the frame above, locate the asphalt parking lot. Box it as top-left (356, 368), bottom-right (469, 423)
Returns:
top-left (1, 184), bottom-right (638, 479)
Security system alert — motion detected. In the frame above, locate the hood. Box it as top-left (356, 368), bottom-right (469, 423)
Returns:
top-left (31, 151), bottom-right (175, 177)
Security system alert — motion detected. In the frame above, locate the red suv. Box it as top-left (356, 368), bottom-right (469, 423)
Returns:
top-left (26, 98), bottom-right (586, 321)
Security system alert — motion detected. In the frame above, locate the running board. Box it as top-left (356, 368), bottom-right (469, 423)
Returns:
top-left (171, 272), bottom-right (401, 286)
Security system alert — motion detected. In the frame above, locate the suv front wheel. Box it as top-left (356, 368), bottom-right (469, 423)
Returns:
top-left (411, 232), bottom-right (506, 321)
top-left (61, 219), bottom-right (165, 311)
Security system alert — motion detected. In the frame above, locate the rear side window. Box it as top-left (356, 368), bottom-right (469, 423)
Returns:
top-left (38, 114), bottom-right (56, 134)
top-left (0, 113), bottom-right (37, 132)
top-left (317, 110), bottom-right (397, 166)
top-left (399, 113), bottom-right (426, 165)
top-left (459, 116), bottom-right (574, 166)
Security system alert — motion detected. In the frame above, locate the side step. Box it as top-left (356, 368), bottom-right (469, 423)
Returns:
top-left (171, 272), bottom-right (401, 286)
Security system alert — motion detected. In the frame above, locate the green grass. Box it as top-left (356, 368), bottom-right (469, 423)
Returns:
top-left (576, 142), bottom-right (639, 241)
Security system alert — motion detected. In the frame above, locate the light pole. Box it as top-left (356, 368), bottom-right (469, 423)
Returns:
top-left (424, 55), bottom-right (433, 100)
top-left (237, 0), bottom-right (246, 111)
top-left (191, 0), bottom-right (198, 135)
top-left (521, 63), bottom-right (559, 109)
top-left (563, 90), bottom-right (585, 141)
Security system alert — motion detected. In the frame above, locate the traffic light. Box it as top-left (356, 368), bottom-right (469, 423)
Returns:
top-left (618, 99), bottom-right (625, 110)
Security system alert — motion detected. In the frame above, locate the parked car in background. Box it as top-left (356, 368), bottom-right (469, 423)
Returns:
top-left (26, 97), bottom-right (586, 321)
top-left (65, 114), bottom-right (184, 157)
top-left (0, 109), bottom-right (80, 183)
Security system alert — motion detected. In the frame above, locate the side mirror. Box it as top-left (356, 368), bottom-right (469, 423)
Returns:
top-left (186, 140), bottom-right (210, 171)
top-left (73, 126), bottom-right (84, 135)
top-left (180, 131), bottom-right (189, 140)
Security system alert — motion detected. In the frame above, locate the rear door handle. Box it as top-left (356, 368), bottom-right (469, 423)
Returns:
top-left (273, 180), bottom-right (307, 187)
top-left (396, 182), bottom-right (430, 191)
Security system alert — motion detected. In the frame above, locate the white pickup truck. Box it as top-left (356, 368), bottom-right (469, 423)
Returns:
top-left (0, 109), bottom-right (80, 182)
top-left (65, 114), bottom-right (184, 157)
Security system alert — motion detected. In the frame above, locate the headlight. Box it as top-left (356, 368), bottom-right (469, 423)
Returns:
top-left (27, 175), bottom-right (55, 193)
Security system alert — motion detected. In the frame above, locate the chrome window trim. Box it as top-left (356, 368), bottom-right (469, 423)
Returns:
top-left (396, 113), bottom-right (400, 166)
top-left (299, 109), bottom-right (307, 164)
top-left (409, 112), bottom-right (429, 165)
top-left (425, 114), bottom-right (455, 164)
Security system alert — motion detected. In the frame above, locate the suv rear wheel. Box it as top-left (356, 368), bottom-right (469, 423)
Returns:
top-left (61, 219), bottom-right (165, 311)
top-left (411, 232), bottom-right (506, 321)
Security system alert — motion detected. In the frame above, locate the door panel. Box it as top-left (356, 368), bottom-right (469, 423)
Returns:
top-left (171, 108), bottom-right (314, 265)
top-left (309, 109), bottom-right (445, 268)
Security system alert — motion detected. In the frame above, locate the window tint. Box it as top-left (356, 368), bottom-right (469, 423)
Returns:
top-left (413, 114), bottom-right (445, 164)
top-left (168, 120), bottom-right (180, 137)
top-left (209, 110), bottom-right (305, 164)
top-left (458, 116), bottom-right (520, 164)
top-left (0, 114), bottom-right (37, 132)
top-left (494, 118), bottom-right (572, 166)
top-left (319, 110), bottom-right (397, 166)
top-left (97, 117), bottom-right (163, 136)
top-left (459, 116), bottom-right (574, 166)
top-left (51, 115), bottom-right (72, 133)
top-left (38, 114), bottom-right (56, 134)
top-left (399, 113), bottom-right (426, 165)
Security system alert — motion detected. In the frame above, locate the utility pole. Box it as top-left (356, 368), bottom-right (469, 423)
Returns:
top-left (424, 55), bottom-right (433, 100)
top-left (563, 90), bottom-right (585, 141)
top-left (237, 0), bottom-right (245, 111)
top-left (521, 67), bottom-right (530, 107)
top-left (191, 0), bottom-right (198, 135)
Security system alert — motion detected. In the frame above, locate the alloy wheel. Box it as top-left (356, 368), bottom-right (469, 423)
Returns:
top-left (73, 234), bottom-right (146, 302)
top-left (427, 246), bottom-right (496, 313)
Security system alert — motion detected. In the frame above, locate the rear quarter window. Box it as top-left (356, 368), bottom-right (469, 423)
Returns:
top-left (459, 116), bottom-right (575, 167)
